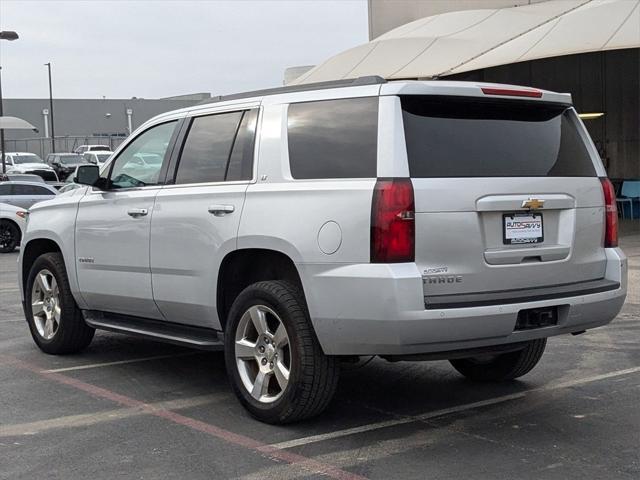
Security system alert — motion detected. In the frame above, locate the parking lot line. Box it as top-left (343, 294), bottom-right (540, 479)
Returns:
top-left (0, 393), bottom-right (222, 437)
top-left (40, 351), bottom-right (200, 373)
top-left (0, 354), bottom-right (368, 480)
top-left (267, 365), bottom-right (640, 450)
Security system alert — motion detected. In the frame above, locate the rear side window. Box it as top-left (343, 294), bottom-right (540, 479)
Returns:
top-left (226, 109), bottom-right (259, 181)
top-left (401, 96), bottom-right (596, 178)
top-left (175, 109), bottom-right (257, 184)
top-left (287, 97), bottom-right (378, 179)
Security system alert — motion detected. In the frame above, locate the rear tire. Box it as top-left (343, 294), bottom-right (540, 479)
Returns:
top-left (0, 220), bottom-right (20, 253)
top-left (450, 339), bottom-right (547, 382)
top-left (25, 252), bottom-right (95, 354)
top-left (224, 280), bottom-right (339, 424)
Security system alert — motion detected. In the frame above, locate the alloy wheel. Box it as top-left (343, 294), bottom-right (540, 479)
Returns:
top-left (234, 305), bottom-right (291, 403)
top-left (0, 224), bottom-right (15, 250)
top-left (31, 269), bottom-right (61, 340)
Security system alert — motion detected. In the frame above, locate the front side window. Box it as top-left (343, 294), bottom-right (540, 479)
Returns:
top-left (175, 110), bottom-right (251, 185)
top-left (287, 97), bottom-right (378, 179)
top-left (108, 121), bottom-right (177, 189)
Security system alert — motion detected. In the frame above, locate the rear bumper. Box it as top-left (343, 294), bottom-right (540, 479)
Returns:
top-left (300, 248), bottom-right (627, 356)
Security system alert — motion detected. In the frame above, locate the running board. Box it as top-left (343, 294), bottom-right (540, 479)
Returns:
top-left (83, 310), bottom-right (224, 351)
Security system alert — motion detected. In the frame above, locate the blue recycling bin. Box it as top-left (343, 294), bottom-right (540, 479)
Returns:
top-left (620, 181), bottom-right (640, 219)
top-left (619, 199), bottom-right (639, 219)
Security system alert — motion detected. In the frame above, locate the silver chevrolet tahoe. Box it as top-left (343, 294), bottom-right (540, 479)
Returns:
top-left (18, 77), bottom-right (627, 423)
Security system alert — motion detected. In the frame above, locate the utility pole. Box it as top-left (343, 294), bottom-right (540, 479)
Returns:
top-left (45, 62), bottom-right (56, 153)
top-left (0, 66), bottom-right (5, 173)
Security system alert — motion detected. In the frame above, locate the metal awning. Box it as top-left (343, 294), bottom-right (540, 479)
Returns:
top-left (0, 116), bottom-right (38, 131)
top-left (291, 0), bottom-right (640, 84)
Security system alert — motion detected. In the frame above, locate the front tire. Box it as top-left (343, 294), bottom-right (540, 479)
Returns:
top-left (25, 252), bottom-right (95, 354)
top-left (450, 339), bottom-right (547, 382)
top-left (0, 220), bottom-right (20, 253)
top-left (224, 281), bottom-right (339, 424)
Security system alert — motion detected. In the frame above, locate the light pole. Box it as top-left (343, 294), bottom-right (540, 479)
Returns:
top-left (44, 62), bottom-right (55, 154)
top-left (0, 30), bottom-right (20, 174)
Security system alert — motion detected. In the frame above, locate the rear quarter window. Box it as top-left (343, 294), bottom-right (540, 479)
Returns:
top-left (287, 97), bottom-right (378, 179)
top-left (401, 96), bottom-right (596, 178)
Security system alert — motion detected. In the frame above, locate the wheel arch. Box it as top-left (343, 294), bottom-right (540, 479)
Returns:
top-left (0, 218), bottom-right (22, 245)
top-left (21, 238), bottom-right (63, 296)
top-left (216, 248), bottom-right (305, 332)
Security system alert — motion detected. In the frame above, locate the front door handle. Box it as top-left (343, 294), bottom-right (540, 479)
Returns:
top-left (208, 204), bottom-right (235, 216)
top-left (127, 208), bottom-right (148, 218)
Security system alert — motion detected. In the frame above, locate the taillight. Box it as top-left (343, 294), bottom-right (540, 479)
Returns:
top-left (371, 178), bottom-right (415, 263)
top-left (600, 177), bottom-right (618, 248)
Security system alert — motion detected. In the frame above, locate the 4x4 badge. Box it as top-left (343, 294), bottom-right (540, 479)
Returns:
top-left (522, 198), bottom-right (545, 209)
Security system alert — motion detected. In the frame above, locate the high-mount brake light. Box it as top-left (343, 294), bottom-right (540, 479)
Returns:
top-left (481, 87), bottom-right (543, 98)
top-left (600, 177), bottom-right (618, 248)
top-left (371, 178), bottom-right (415, 263)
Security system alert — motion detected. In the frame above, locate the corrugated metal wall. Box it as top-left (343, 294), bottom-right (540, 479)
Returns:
top-left (448, 48), bottom-right (640, 180)
top-left (2, 97), bottom-right (203, 141)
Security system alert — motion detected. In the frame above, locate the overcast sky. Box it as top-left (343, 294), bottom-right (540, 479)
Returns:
top-left (0, 0), bottom-right (368, 99)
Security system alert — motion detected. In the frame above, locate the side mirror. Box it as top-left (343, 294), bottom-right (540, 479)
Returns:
top-left (74, 164), bottom-right (101, 187)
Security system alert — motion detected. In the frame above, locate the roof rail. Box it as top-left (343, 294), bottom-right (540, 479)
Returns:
top-left (198, 76), bottom-right (387, 105)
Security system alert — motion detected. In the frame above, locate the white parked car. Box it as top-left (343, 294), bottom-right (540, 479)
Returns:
top-left (17, 78), bottom-right (627, 423)
top-left (73, 145), bottom-right (111, 155)
top-left (82, 151), bottom-right (113, 166)
top-left (2, 152), bottom-right (59, 182)
top-left (0, 202), bottom-right (27, 253)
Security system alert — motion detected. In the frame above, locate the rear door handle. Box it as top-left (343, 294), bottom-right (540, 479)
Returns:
top-left (127, 208), bottom-right (148, 218)
top-left (208, 204), bottom-right (235, 216)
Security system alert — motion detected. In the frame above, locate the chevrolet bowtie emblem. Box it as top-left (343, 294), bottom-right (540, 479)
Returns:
top-left (522, 198), bottom-right (545, 209)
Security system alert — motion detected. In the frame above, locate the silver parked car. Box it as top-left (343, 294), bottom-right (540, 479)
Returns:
top-left (0, 180), bottom-right (58, 209)
top-left (18, 78), bottom-right (626, 424)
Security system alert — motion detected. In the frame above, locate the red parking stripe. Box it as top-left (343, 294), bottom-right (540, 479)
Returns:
top-left (1, 354), bottom-right (367, 480)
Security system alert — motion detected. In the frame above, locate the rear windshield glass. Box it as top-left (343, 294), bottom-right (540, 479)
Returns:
top-left (12, 155), bottom-right (43, 165)
top-left (59, 155), bottom-right (81, 164)
top-left (401, 96), bottom-right (596, 178)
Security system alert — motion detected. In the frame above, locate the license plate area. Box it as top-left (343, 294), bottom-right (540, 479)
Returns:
top-left (503, 213), bottom-right (543, 245)
top-left (515, 306), bottom-right (558, 331)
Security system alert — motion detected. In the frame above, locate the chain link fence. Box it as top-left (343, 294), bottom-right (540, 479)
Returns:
top-left (4, 135), bottom-right (128, 158)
